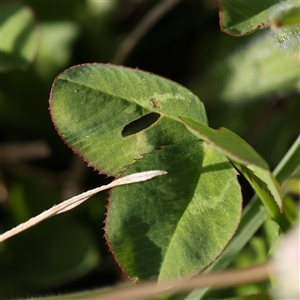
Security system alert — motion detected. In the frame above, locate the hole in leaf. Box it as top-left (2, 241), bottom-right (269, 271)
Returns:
top-left (122, 113), bottom-right (160, 137)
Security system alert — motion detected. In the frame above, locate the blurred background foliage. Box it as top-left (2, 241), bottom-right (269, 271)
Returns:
top-left (0, 0), bottom-right (299, 298)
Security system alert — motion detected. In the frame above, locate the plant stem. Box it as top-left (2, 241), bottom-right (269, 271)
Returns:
top-left (112, 0), bottom-right (181, 64)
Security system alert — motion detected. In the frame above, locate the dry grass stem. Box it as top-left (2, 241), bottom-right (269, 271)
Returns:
top-left (0, 170), bottom-right (167, 242)
top-left (112, 0), bottom-right (181, 64)
top-left (84, 263), bottom-right (270, 300)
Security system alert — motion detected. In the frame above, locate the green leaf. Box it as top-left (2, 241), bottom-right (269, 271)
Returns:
top-left (50, 64), bottom-right (208, 176)
top-left (180, 118), bottom-right (283, 213)
top-left (0, 2), bottom-right (39, 71)
top-left (180, 118), bottom-right (267, 168)
top-left (196, 33), bottom-right (300, 103)
top-left (270, 3), bottom-right (300, 52)
top-left (219, 0), bottom-right (278, 35)
top-left (34, 21), bottom-right (80, 80)
top-left (186, 195), bottom-right (269, 300)
top-left (263, 218), bottom-right (281, 256)
top-left (185, 136), bottom-right (299, 299)
top-left (106, 142), bottom-right (242, 282)
top-left (271, 4), bottom-right (300, 27)
top-left (50, 64), bottom-right (242, 282)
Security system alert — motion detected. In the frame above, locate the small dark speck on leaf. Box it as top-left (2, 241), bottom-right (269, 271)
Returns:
top-left (150, 98), bottom-right (161, 109)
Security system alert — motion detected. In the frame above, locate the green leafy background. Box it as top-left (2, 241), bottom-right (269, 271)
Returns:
top-left (0, 0), bottom-right (299, 299)
top-left (0, 2), bottom-right (39, 71)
